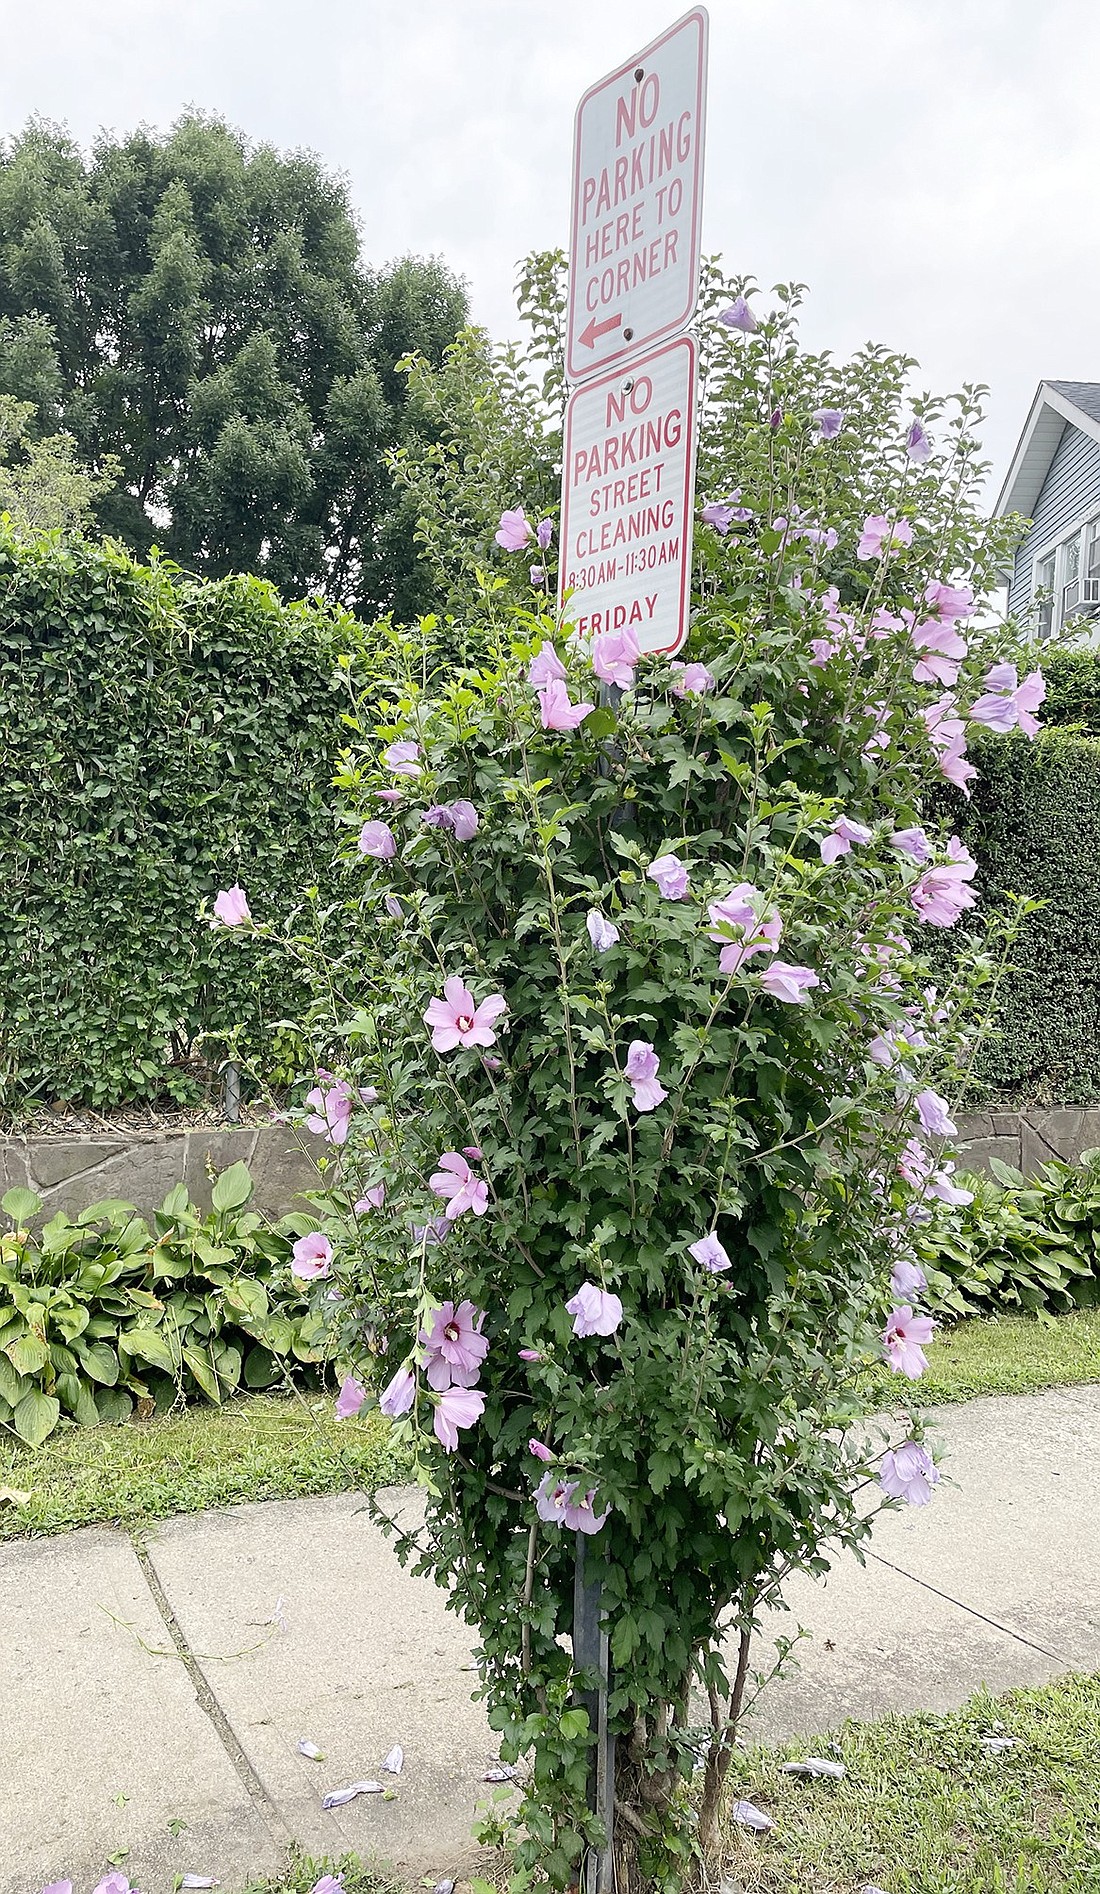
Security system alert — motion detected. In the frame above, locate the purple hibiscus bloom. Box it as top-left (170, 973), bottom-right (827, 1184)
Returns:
top-left (624, 1040), bottom-right (667, 1111)
top-left (420, 1299), bottom-right (489, 1389)
top-left (647, 853), bottom-right (689, 899)
top-left (586, 910), bottom-right (620, 954)
top-left (566, 1282), bottom-right (623, 1337)
top-left (813, 407), bottom-right (844, 439)
top-left (916, 1088), bottom-right (956, 1138)
top-left (883, 1306), bottom-right (935, 1378)
top-left (378, 1365), bottom-right (416, 1417)
top-left (906, 418), bottom-right (932, 462)
top-left (880, 1440), bottom-right (939, 1504)
top-left (719, 295), bottom-right (759, 333)
top-left (688, 1232), bottom-right (731, 1274)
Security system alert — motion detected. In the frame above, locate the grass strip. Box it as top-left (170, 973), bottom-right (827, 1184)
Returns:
top-left (1, 1310), bottom-right (1097, 1542)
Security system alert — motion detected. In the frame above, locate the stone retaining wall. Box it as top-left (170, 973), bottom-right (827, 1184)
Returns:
top-left (955, 1108), bottom-right (1100, 1176)
top-left (3, 1108), bottom-right (1098, 1223)
top-left (0, 1125), bottom-right (326, 1221)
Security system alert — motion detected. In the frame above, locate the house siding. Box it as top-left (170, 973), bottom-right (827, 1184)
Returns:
top-left (1009, 422), bottom-right (1100, 616)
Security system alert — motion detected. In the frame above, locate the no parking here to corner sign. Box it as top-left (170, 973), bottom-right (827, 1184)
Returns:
top-left (565, 8), bottom-right (708, 382)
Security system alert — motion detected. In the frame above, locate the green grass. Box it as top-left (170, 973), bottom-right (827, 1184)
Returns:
top-left (1, 1309), bottom-right (1097, 1545)
top-left (868, 1306), bottom-right (1100, 1407)
top-left (724, 1672), bottom-right (1100, 1893)
top-left (242, 1850), bottom-right (398, 1894)
top-left (0, 1392), bottom-right (406, 1540)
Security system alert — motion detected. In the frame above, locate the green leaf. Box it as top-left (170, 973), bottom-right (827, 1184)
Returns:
top-left (13, 1389), bottom-right (60, 1448)
top-left (182, 1347), bottom-right (222, 1403)
top-left (1, 1186), bottom-right (41, 1223)
top-left (158, 1183), bottom-right (191, 1220)
top-left (223, 1279), bottom-right (269, 1321)
top-left (121, 1328), bottom-right (179, 1376)
top-left (243, 1344), bottom-right (280, 1389)
top-left (0, 1355), bottom-right (28, 1407)
top-left (77, 1199), bottom-right (141, 1227)
top-left (56, 1372), bottom-right (102, 1427)
top-left (95, 1386), bottom-right (134, 1425)
top-left (5, 1331), bottom-right (49, 1377)
top-left (210, 1163), bottom-right (254, 1213)
top-left (73, 1340), bottom-right (120, 1386)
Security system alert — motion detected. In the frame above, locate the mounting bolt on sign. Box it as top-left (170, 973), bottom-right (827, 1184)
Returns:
top-left (565, 7), bottom-right (709, 383)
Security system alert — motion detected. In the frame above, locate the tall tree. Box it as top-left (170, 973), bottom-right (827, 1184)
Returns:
top-left (0, 113), bottom-right (468, 618)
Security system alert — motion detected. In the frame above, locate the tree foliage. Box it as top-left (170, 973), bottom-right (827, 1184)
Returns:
top-left (0, 393), bottom-right (119, 534)
top-left (0, 114), bottom-right (468, 617)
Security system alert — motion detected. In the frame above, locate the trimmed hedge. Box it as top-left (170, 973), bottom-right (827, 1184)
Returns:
top-left (0, 530), bottom-right (361, 1110)
top-left (928, 647), bottom-right (1100, 1103)
top-left (954, 725), bottom-right (1100, 1100)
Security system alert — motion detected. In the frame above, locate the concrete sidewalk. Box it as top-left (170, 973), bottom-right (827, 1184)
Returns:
top-left (3, 1384), bottom-right (1099, 1894)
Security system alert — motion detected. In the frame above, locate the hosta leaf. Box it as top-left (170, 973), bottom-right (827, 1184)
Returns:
top-left (73, 1340), bottom-right (120, 1385)
top-left (243, 1345), bottom-right (280, 1388)
top-left (95, 1386), bottom-right (134, 1424)
top-left (5, 1332), bottom-right (49, 1377)
top-left (210, 1162), bottom-right (254, 1213)
top-left (56, 1372), bottom-right (101, 1428)
top-left (122, 1328), bottom-right (178, 1376)
top-left (183, 1347), bottom-right (222, 1403)
top-left (13, 1389), bottom-right (60, 1448)
top-left (1, 1186), bottom-right (41, 1224)
top-left (0, 1356), bottom-right (27, 1406)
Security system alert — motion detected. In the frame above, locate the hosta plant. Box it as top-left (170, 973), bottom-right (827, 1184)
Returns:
top-left (0, 1162), bottom-right (326, 1446)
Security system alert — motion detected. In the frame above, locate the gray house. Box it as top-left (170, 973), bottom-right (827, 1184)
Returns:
top-left (998, 380), bottom-right (1100, 635)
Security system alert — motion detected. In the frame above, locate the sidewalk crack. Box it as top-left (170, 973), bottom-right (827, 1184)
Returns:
top-left (131, 1534), bottom-right (291, 1845)
top-left (867, 1551), bottom-right (1067, 1662)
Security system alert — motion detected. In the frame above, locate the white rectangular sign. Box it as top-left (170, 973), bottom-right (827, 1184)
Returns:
top-left (565, 7), bottom-right (708, 384)
top-left (558, 334), bottom-right (697, 658)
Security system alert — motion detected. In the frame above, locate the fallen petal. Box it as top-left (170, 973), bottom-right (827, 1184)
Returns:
top-left (483, 1765), bottom-right (517, 1782)
top-left (980, 1734), bottom-right (1021, 1753)
top-left (780, 1757), bottom-right (845, 1780)
top-left (434, 1881), bottom-right (456, 1894)
top-left (181, 1879), bottom-right (219, 1890)
top-left (297, 1739), bottom-right (325, 1761)
top-left (731, 1799), bottom-right (773, 1832)
top-left (268, 1595), bottom-right (288, 1632)
top-left (382, 1744), bottom-right (404, 1774)
top-left (321, 1779), bottom-right (383, 1809)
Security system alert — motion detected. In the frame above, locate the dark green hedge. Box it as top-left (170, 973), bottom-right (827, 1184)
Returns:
top-left (1036, 648), bottom-right (1100, 735)
top-left (955, 719), bottom-right (1100, 1101)
top-left (0, 530), bottom-right (360, 1110)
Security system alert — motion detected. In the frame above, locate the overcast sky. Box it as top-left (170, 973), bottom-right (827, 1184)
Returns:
top-left (1, 0), bottom-right (1096, 494)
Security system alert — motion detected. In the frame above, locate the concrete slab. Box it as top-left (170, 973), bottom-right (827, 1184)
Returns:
top-left (144, 1488), bottom-right (496, 1881)
top-left (4, 1384), bottom-right (1097, 1891)
top-left (869, 1385), bottom-right (1100, 1668)
top-left (0, 1527), bottom-right (281, 1894)
top-left (745, 1384), bottom-right (1100, 1738)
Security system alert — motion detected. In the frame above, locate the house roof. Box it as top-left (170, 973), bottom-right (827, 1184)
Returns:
top-left (997, 380), bottom-right (1100, 519)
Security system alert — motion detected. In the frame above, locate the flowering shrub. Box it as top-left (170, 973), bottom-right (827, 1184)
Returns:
top-left (221, 275), bottom-right (1068, 1888)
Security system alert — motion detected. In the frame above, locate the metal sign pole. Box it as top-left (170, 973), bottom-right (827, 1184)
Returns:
top-left (573, 1538), bottom-right (615, 1893)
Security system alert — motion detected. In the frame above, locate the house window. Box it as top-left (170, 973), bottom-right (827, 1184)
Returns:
top-left (1062, 533), bottom-right (1081, 622)
top-left (1036, 553), bottom-right (1055, 637)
